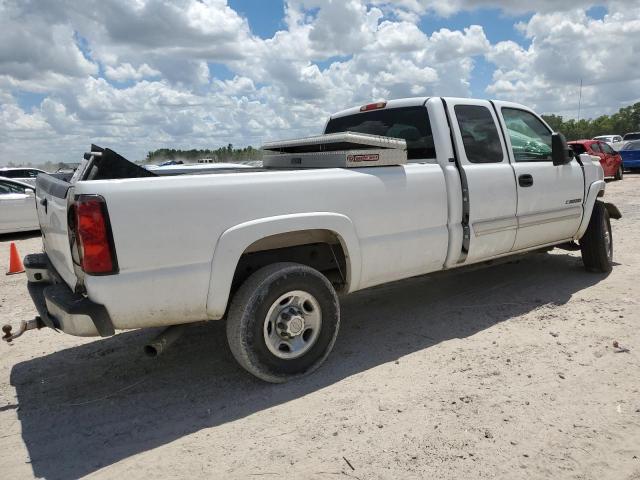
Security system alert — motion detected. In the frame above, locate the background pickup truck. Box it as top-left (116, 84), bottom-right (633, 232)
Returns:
top-left (12, 97), bottom-right (621, 383)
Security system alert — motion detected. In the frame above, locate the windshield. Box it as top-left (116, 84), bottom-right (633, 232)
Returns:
top-left (622, 140), bottom-right (640, 151)
top-left (623, 133), bottom-right (640, 141)
top-left (325, 106), bottom-right (435, 160)
top-left (0, 179), bottom-right (28, 194)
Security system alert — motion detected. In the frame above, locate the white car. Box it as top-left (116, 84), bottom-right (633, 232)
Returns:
top-left (14, 97), bottom-right (620, 383)
top-left (593, 135), bottom-right (623, 146)
top-left (0, 177), bottom-right (39, 234)
top-left (0, 168), bottom-right (48, 187)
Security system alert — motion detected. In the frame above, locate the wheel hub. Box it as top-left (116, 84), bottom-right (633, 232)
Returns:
top-left (263, 290), bottom-right (322, 360)
top-left (277, 308), bottom-right (305, 337)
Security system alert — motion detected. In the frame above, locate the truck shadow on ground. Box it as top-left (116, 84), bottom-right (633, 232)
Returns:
top-left (11, 252), bottom-right (607, 480)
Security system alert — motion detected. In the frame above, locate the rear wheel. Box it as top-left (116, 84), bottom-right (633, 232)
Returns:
top-left (580, 201), bottom-right (613, 273)
top-left (614, 165), bottom-right (623, 181)
top-left (226, 262), bottom-right (340, 383)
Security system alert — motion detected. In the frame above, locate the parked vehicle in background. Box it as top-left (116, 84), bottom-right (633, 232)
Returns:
top-left (619, 140), bottom-right (640, 170)
top-left (623, 132), bottom-right (640, 141)
top-left (593, 135), bottom-right (623, 145)
top-left (0, 168), bottom-right (48, 187)
top-left (13, 97), bottom-right (620, 383)
top-left (568, 140), bottom-right (623, 180)
top-left (0, 177), bottom-right (39, 234)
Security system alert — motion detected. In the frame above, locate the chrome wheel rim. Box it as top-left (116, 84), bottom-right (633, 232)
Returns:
top-left (263, 290), bottom-right (322, 360)
top-left (603, 216), bottom-right (612, 261)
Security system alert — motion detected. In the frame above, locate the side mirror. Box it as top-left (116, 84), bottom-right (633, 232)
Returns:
top-left (25, 188), bottom-right (35, 197)
top-left (552, 133), bottom-right (572, 166)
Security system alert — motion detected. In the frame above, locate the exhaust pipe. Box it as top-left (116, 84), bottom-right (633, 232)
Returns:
top-left (144, 325), bottom-right (186, 357)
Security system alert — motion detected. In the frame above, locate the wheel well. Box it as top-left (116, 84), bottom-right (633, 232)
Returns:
top-left (232, 229), bottom-right (348, 293)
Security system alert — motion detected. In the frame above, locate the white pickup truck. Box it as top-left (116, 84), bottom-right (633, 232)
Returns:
top-left (5, 97), bottom-right (621, 383)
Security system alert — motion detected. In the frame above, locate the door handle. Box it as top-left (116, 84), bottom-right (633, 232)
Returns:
top-left (39, 197), bottom-right (48, 214)
top-left (518, 174), bottom-right (534, 187)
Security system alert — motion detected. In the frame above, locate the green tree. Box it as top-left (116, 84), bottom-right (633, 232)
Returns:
top-left (542, 102), bottom-right (640, 140)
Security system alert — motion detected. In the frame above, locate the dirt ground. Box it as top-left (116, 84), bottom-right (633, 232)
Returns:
top-left (1, 176), bottom-right (639, 480)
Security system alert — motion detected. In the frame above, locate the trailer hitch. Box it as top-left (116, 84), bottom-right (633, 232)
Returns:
top-left (2, 317), bottom-right (45, 343)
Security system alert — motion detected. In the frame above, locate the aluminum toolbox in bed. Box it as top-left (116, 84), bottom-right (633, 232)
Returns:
top-left (261, 132), bottom-right (407, 168)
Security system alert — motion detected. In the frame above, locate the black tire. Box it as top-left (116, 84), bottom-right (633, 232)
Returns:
top-left (614, 165), bottom-right (623, 181)
top-left (226, 262), bottom-right (340, 383)
top-left (580, 201), bottom-right (613, 273)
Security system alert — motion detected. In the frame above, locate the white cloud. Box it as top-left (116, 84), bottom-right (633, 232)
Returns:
top-left (1, 0), bottom-right (639, 165)
top-left (486, 2), bottom-right (640, 115)
top-left (372, 0), bottom-right (622, 17)
top-left (104, 63), bottom-right (161, 82)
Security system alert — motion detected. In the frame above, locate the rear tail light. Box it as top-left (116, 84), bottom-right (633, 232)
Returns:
top-left (360, 101), bottom-right (387, 112)
top-left (74, 195), bottom-right (118, 275)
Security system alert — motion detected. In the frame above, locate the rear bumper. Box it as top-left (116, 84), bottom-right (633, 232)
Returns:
top-left (24, 253), bottom-right (115, 337)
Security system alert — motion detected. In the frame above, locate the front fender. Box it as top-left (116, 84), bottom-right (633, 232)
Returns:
top-left (205, 212), bottom-right (362, 319)
top-left (575, 180), bottom-right (606, 240)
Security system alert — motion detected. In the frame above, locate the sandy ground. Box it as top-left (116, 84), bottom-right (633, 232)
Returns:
top-left (0, 176), bottom-right (639, 480)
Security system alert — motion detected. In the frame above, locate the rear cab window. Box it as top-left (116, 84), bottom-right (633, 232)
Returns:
top-left (324, 106), bottom-right (436, 161)
top-left (454, 105), bottom-right (504, 163)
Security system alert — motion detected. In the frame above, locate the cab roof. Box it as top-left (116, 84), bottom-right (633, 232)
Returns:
top-left (329, 97), bottom-right (532, 120)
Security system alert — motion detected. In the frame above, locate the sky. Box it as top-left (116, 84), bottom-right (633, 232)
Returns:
top-left (1, 0), bottom-right (639, 165)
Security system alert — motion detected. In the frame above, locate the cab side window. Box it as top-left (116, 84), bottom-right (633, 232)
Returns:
top-left (591, 143), bottom-right (601, 154)
top-left (454, 105), bottom-right (504, 163)
top-left (501, 108), bottom-right (552, 162)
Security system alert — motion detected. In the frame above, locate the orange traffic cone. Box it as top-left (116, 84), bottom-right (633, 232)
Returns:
top-left (6, 242), bottom-right (25, 275)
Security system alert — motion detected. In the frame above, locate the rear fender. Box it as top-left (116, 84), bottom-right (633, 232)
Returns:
top-left (205, 213), bottom-right (361, 319)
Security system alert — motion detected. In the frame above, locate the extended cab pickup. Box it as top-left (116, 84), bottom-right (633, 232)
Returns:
top-left (8, 97), bottom-right (621, 383)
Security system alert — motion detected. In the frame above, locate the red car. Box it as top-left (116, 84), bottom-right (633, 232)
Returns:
top-left (568, 140), bottom-right (623, 180)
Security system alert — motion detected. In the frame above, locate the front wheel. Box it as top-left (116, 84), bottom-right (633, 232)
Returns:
top-left (614, 165), bottom-right (623, 181)
top-left (226, 262), bottom-right (340, 383)
top-left (580, 201), bottom-right (613, 273)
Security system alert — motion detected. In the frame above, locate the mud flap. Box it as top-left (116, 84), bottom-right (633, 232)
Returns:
top-left (604, 202), bottom-right (621, 220)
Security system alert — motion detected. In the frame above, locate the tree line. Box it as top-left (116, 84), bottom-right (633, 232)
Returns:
top-left (542, 102), bottom-right (640, 140)
top-left (145, 144), bottom-right (262, 163)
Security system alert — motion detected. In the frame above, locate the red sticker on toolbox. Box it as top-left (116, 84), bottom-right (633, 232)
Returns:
top-left (348, 154), bottom-right (380, 162)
